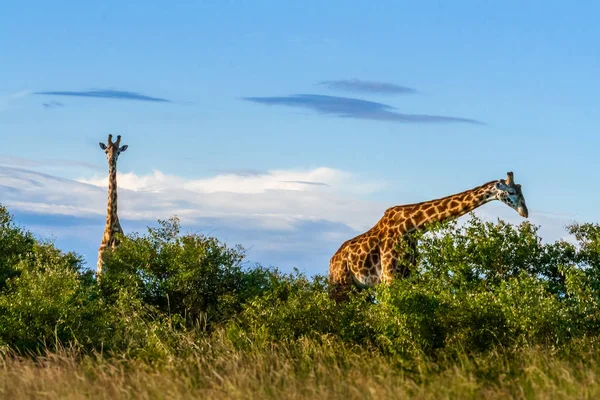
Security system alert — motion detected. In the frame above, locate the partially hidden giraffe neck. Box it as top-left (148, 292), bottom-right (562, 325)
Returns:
top-left (388, 180), bottom-right (498, 233)
top-left (98, 159), bottom-right (121, 275)
top-left (97, 134), bottom-right (128, 276)
top-left (103, 159), bottom-right (121, 236)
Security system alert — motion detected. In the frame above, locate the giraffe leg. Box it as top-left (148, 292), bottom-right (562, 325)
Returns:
top-left (97, 252), bottom-right (103, 275)
top-left (382, 235), bottom-right (419, 283)
top-left (330, 282), bottom-right (351, 302)
top-left (97, 244), bottom-right (107, 276)
top-left (395, 235), bottom-right (418, 278)
top-left (380, 239), bottom-right (398, 284)
top-left (329, 258), bottom-right (357, 302)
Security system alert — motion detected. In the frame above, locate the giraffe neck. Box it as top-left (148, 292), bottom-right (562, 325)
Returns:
top-left (393, 180), bottom-right (498, 233)
top-left (102, 160), bottom-right (120, 240)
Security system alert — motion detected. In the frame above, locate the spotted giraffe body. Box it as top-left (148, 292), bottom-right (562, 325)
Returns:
top-left (329, 172), bottom-right (528, 293)
top-left (97, 134), bottom-right (128, 275)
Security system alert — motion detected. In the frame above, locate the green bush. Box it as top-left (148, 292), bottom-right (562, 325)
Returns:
top-left (1, 202), bottom-right (600, 363)
top-left (416, 216), bottom-right (573, 290)
top-left (99, 216), bottom-right (276, 331)
top-left (227, 271), bottom-right (377, 347)
top-left (229, 215), bottom-right (600, 357)
top-left (0, 240), bottom-right (101, 352)
top-left (0, 204), bottom-right (36, 292)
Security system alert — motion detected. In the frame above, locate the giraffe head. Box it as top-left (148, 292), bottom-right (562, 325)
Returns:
top-left (492, 171), bottom-right (528, 218)
top-left (99, 134), bottom-right (128, 165)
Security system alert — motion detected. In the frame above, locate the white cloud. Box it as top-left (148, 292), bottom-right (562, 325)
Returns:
top-left (0, 164), bottom-right (581, 272)
top-left (0, 90), bottom-right (31, 112)
top-left (78, 167), bottom-right (385, 196)
top-left (0, 167), bottom-right (104, 216)
top-left (75, 167), bottom-right (387, 231)
top-left (0, 165), bottom-right (386, 271)
top-left (0, 155), bottom-right (102, 172)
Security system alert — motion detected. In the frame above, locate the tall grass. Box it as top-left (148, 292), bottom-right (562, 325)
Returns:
top-left (2, 336), bottom-right (600, 399)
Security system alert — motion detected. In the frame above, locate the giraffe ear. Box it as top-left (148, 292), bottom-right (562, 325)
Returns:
top-left (119, 145), bottom-right (128, 152)
top-left (99, 142), bottom-right (107, 150)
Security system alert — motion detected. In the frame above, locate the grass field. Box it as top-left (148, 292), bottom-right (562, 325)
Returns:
top-left (2, 337), bottom-right (600, 400)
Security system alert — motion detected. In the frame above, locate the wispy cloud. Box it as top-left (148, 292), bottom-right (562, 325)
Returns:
top-left (0, 156), bottom-right (102, 172)
top-left (78, 167), bottom-right (386, 201)
top-left (34, 89), bottom-right (171, 103)
top-left (206, 168), bottom-right (267, 177)
top-left (206, 170), bottom-right (332, 185)
top-left (0, 165), bottom-right (578, 273)
top-left (319, 79), bottom-right (417, 95)
top-left (43, 101), bottom-right (64, 108)
top-left (280, 180), bottom-right (330, 187)
top-left (0, 90), bottom-right (31, 112)
top-left (0, 166), bottom-right (387, 272)
top-left (0, 165), bottom-right (388, 231)
top-left (244, 94), bottom-right (483, 124)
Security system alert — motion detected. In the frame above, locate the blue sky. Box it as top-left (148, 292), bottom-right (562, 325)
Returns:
top-left (1, 1), bottom-right (599, 273)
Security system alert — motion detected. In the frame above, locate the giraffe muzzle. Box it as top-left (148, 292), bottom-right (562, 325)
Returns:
top-left (518, 206), bottom-right (528, 218)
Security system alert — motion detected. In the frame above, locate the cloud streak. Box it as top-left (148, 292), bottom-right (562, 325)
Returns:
top-left (0, 156), bottom-right (102, 172)
top-left (0, 165), bottom-right (579, 273)
top-left (319, 79), bottom-right (417, 95)
top-left (280, 180), bottom-right (330, 187)
top-left (34, 89), bottom-right (171, 103)
top-left (244, 94), bottom-right (483, 124)
top-left (0, 90), bottom-right (31, 112)
top-left (0, 166), bottom-right (387, 272)
top-left (43, 101), bottom-right (64, 108)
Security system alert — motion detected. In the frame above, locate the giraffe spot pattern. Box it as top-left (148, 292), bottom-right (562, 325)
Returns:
top-left (329, 179), bottom-right (506, 291)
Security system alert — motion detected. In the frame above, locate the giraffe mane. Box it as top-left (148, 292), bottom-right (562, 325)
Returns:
top-left (394, 180), bottom-right (498, 209)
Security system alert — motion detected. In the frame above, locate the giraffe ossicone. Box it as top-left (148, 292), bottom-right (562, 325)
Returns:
top-left (328, 171), bottom-right (529, 296)
top-left (97, 134), bottom-right (128, 276)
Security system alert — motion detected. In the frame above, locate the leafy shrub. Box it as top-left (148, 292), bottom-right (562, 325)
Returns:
top-left (569, 222), bottom-right (600, 275)
top-left (227, 271), bottom-right (379, 349)
top-left (2, 202), bottom-right (600, 363)
top-left (228, 216), bottom-right (600, 357)
top-left (0, 240), bottom-right (101, 352)
top-left (417, 216), bottom-right (572, 290)
top-left (0, 204), bottom-right (35, 291)
top-left (99, 216), bottom-right (276, 330)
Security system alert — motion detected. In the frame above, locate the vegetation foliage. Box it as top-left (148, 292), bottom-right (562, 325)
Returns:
top-left (1, 202), bottom-right (600, 397)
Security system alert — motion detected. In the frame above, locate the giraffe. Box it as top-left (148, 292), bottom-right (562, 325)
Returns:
top-left (97, 134), bottom-right (128, 276)
top-left (328, 172), bottom-right (528, 295)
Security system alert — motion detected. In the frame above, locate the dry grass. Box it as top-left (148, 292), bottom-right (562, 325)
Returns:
top-left (1, 338), bottom-right (599, 400)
